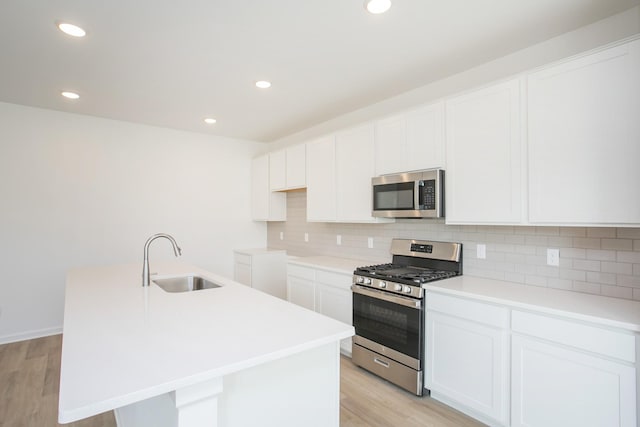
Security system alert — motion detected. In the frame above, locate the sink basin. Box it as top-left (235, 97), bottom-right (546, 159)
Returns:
top-left (153, 275), bottom-right (222, 293)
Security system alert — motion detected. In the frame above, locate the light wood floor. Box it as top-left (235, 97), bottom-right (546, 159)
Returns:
top-left (1, 335), bottom-right (485, 427)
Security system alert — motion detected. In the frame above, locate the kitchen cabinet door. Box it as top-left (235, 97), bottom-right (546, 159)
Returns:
top-left (251, 155), bottom-right (286, 221)
top-left (269, 150), bottom-right (286, 191)
top-left (511, 335), bottom-right (636, 427)
top-left (445, 78), bottom-right (524, 224)
top-left (335, 124), bottom-right (382, 222)
top-left (528, 39), bottom-right (640, 225)
top-left (287, 276), bottom-right (315, 311)
top-left (316, 282), bottom-right (353, 354)
top-left (425, 310), bottom-right (509, 426)
top-left (306, 135), bottom-right (337, 221)
top-left (374, 102), bottom-right (445, 176)
top-left (375, 114), bottom-right (407, 176)
top-left (285, 143), bottom-right (306, 189)
top-left (406, 102), bottom-right (445, 171)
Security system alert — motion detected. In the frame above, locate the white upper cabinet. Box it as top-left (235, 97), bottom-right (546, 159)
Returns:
top-left (306, 135), bottom-right (337, 222)
top-left (269, 150), bottom-right (286, 191)
top-left (285, 143), bottom-right (306, 189)
top-left (269, 144), bottom-right (307, 191)
top-left (251, 154), bottom-right (286, 221)
top-left (335, 124), bottom-right (377, 222)
top-left (307, 125), bottom-right (392, 223)
top-left (527, 38), bottom-right (640, 226)
top-left (445, 78), bottom-right (524, 224)
top-left (375, 102), bottom-right (445, 176)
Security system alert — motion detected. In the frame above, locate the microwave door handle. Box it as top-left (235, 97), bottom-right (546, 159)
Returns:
top-left (414, 180), bottom-right (423, 209)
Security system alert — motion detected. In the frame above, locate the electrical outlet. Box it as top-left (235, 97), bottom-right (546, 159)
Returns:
top-left (477, 244), bottom-right (486, 259)
top-left (279, 231), bottom-right (284, 241)
top-left (304, 233), bottom-right (309, 243)
top-left (336, 235), bottom-right (342, 245)
top-left (367, 237), bottom-right (374, 249)
top-left (547, 248), bottom-right (560, 266)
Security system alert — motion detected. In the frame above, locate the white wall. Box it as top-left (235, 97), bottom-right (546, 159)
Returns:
top-left (0, 102), bottom-right (266, 343)
top-left (271, 5), bottom-right (640, 148)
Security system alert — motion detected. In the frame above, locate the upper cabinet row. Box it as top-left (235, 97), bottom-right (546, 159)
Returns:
top-left (252, 37), bottom-right (640, 226)
top-left (447, 38), bottom-right (640, 226)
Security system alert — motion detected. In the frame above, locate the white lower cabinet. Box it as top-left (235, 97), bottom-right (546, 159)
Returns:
top-left (511, 335), bottom-right (636, 427)
top-left (426, 291), bottom-right (638, 427)
top-left (425, 293), bottom-right (509, 426)
top-left (511, 310), bottom-right (637, 427)
top-left (287, 264), bottom-right (353, 354)
top-left (233, 249), bottom-right (287, 299)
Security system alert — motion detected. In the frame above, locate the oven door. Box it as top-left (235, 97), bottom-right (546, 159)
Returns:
top-left (352, 285), bottom-right (423, 363)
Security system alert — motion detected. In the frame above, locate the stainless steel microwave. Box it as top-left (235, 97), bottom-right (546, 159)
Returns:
top-left (371, 169), bottom-right (444, 218)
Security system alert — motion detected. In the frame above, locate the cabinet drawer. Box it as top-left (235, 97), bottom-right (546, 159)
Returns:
top-left (426, 292), bottom-right (508, 328)
top-left (316, 270), bottom-right (351, 290)
top-left (234, 253), bottom-right (252, 266)
top-left (512, 310), bottom-right (635, 362)
top-left (287, 264), bottom-right (315, 280)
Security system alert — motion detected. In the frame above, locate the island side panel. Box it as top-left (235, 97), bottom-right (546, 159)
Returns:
top-left (114, 341), bottom-right (341, 427)
top-left (219, 341), bottom-right (341, 427)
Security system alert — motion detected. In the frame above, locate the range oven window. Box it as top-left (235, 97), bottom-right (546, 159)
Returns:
top-left (352, 291), bottom-right (422, 360)
top-left (373, 182), bottom-right (415, 210)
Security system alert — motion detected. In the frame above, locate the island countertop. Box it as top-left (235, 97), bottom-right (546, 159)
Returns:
top-left (58, 262), bottom-right (354, 423)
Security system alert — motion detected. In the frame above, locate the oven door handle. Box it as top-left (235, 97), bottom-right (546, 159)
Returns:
top-left (351, 285), bottom-right (422, 309)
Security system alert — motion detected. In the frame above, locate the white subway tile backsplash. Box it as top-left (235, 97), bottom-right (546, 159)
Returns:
top-left (572, 237), bottom-right (601, 249)
top-left (617, 228), bottom-right (640, 239)
top-left (586, 271), bottom-right (616, 285)
top-left (601, 239), bottom-right (633, 251)
top-left (572, 259), bottom-right (601, 272)
top-left (586, 228), bottom-right (617, 238)
top-left (585, 249), bottom-right (617, 261)
top-left (601, 261), bottom-right (633, 275)
top-left (269, 191), bottom-right (640, 301)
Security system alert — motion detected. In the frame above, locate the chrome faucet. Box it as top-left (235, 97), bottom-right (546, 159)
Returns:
top-left (142, 233), bottom-right (182, 287)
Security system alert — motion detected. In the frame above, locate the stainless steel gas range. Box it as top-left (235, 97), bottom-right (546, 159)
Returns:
top-left (351, 239), bottom-right (463, 396)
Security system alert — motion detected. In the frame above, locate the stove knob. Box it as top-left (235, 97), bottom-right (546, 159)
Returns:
top-left (363, 278), bottom-right (372, 285)
top-left (378, 281), bottom-right (387, 289)
top-left (403, 285), bottom-right (412, 293)
top-left (394, 284), bottom-right (402, 292)
top-left (356, 276), bottom-right (364, 284)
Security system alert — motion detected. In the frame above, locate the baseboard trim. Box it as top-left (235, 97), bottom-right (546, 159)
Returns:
top-left (0, 326), bottom-right (63, 345)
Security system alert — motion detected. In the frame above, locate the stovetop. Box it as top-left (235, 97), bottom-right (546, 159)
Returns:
top-left (355, 263), bottom-right (459, 286)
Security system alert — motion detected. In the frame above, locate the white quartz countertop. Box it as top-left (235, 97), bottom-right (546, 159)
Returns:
top-left (287, 256), bottom-right (366, 274)
top-left (58, 262), bottom-right (354, 423)
top-left (423, 276), bottom-right (640, 332)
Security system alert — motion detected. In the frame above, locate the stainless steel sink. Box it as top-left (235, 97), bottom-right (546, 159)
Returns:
top-left (153, 275), bottom-right (222, 293)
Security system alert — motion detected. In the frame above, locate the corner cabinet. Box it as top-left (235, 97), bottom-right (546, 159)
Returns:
top-left (425, 293), bottom-right (510, 426)
top-left (445, 78), bottom-right (524, 225)
top-left (251, 155), bottom-right (286, 221)
top-left (527, 38), bottom-right (640, 226)
top-left (233, 249), bottom-right (287, 299)
top-left (287, 261), bottom-right (354, 355)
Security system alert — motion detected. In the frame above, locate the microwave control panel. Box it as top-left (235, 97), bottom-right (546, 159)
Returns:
top-left (420, 179), bottom-right (436, 210)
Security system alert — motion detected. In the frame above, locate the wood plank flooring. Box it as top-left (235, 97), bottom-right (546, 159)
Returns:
top-left (1, 335), bottom-right (485, 426)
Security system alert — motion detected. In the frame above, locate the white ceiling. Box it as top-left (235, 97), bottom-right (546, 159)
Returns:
top-left (0, 0), bottom-right (638, 142)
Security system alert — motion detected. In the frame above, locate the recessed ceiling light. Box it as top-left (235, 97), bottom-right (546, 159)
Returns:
top-left (57, 22), bottom-right (86, 37)
top-left (61, 91), bottom-right (80, 100)
top-left (204, 118), bottom-right (217, 124)
top-left (255, 80), bottom-right (272, 89)
top-left (364, 0), bottom-right (391, 14)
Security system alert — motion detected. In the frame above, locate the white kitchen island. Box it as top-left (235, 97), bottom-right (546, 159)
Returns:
top-left (58, 262), bottom-right (354, 427)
